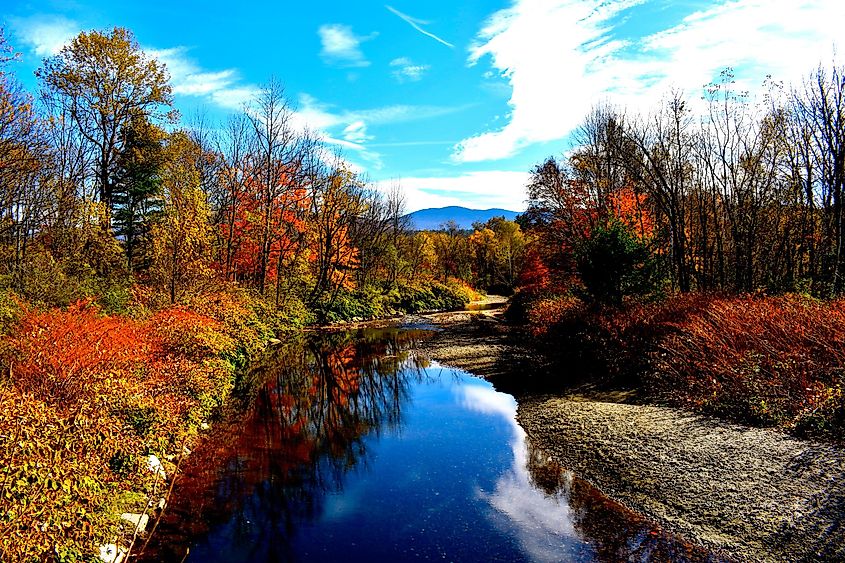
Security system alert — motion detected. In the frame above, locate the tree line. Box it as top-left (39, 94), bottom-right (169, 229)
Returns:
top-left (0, 26), bottom-right (528, 318)
top-left (524, 64), bottom-right (845, 302)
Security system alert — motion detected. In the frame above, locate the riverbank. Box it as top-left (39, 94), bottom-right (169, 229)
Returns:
top-left (518, 397), bottom-right (845, 562)
top-left (0, 289), bottom-right (280, 562)
top-left (414, 303), bottom-right (845, 562)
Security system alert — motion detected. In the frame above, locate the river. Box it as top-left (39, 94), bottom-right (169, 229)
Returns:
top-left (140, 326), bottom-right (713, 562)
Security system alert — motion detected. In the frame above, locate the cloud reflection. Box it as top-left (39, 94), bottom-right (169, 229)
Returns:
top-left (457, 383), bottom-right (592, 562)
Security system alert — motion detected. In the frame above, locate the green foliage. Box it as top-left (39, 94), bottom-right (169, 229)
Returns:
top-left (394, 279), bottom-right (473, 314)
top-left (0, 288), bottom-right (23, 335)
top-left (312, 279), bottom-right (475, 323)
top-left (120, 404), bottom-right (160, 437)
top-left (575, 219), bottom-right (662, 306)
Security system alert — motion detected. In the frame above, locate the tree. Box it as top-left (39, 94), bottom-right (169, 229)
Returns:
top-left (149, 132), bottom-right (214, 303)
top-left (245, 79), bottom-right (300, 295)
top-left (576, 219), bottom-right (660, 306)
top-left (37, 27), bottom-right (173, 215)
top-left (0, 30), bottom-right (54, 293)
top-left (112, 115), bottom-right (166, 272)
top-left (307, 160), bottom-right (364, 308)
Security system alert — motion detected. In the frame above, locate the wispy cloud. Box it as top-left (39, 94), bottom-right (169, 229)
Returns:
top-left (342, 120), bottom-right (373, 143)
top-left (386, 5), bottom-right (454, 48)
top-left (146, 47), bottom-right (258, 111)
top-left (297, 93), bottom-right (469, 129)
top-left (318, 24), bottom-right (375, 68)
top-left (454, 0), bottom-right (845, 163)
top-left (292, 94), bottom-right (471, 169)
top-left (390, 57), bottom-right (430, 82)
top-left (10, 15), bottom-right (78, 57)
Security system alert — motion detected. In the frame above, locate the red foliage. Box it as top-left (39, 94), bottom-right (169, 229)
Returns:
top-left (10, 300), bottom-right (155, 405)
top-left (523, 291), bottom-right (845, 432)
top-left (517, 247), bottom-right (552, 293)
top-left (654, 295), bottom-right (845, 427)
top-left (606, 186), bottom-right (654, 241)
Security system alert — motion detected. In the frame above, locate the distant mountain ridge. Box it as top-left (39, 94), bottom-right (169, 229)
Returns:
top-left (405, 206), bottom-right (519, 231)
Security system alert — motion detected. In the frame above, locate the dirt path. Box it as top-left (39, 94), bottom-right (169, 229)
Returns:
top-left (414, 303), bottom-right (845, 562)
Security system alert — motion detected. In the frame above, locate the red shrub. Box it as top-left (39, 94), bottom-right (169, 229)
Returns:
top-left (9, 300), bottom-right (156, 405)
top-left (654, 295), bottom-right (845, 427)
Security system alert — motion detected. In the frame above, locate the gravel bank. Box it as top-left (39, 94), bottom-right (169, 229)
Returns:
top-left (518, 397), bottom-right (845, 562)
top-left (415, 301), bottom-right (845, 562)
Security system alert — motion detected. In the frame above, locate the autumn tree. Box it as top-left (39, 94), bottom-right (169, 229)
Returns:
top-left (37, 27), bottom-right (173, 215)
top-left (0, 30), bottom-right (55, 293)
top-left (306, 156), bottom-right (364, 308)
top-left (523, 157), bottom-right (596, 286)
top-left (149, 131), bottom-right (215, 303)
top-left (214, 113), bottom-right (251, 281)
top-left (792, 64), bottom-right (845, 293)
top-left (621, 92), bottom-right (694, 291)
top-left (429, 221), bottom-right (472, 283)
top-left (245, 79), bottom-right (302, 295)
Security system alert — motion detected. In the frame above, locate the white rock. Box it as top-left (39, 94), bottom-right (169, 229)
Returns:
top-left (98, 543), bottom-right (126, 563)
top-left (120, 512), bottom-right (149, 532)
top-left (147, 454), bottom-right (167, 480)
top-left (200, 422), bottom-right (210, 431)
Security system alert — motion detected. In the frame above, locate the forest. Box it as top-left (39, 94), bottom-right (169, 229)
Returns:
top-left (515, 64), bottom-right (845, 437)
top-left (1, 21), bottom-right (845, 563)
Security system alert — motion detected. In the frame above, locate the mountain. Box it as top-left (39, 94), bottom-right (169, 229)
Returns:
top-left (405, 206), bottom-right (519, 231)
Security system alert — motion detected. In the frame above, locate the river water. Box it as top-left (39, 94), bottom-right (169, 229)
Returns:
top-left (142, 327), bottom-right (712, 562)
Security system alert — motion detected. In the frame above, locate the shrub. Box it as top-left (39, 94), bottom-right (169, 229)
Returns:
top-left (575, 219), bottom-right (662, 306)
top-left (653, 295), bottom-right (845, 430)
top-left (524, 294), bottom-right (584, 337)
top-left (150, 307), bottom-right (236, 359)
top-left (0, 293), bottom-right (265, 560)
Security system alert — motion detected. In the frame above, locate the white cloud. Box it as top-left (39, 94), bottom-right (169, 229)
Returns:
top-left (209, 86), bottom-right (261, 111)
top-left (318, 24), bottom-right (374, 68)
top-left (342, 120), bottom-right (373, 143)
top-left (10, 15), bottom-right (78, 57)
top-left (292, 92), bottom-right (470, 164)
top-left (390, 57), bottom-right (430, 82)
top-left (456, 383), bottom-right (583, 563)
top-left (455, 0), bottom-right (845, 163)
top-left (375, 170), bottom-right (530, 212)
top-left (146, 47), bottom-right (259, 111)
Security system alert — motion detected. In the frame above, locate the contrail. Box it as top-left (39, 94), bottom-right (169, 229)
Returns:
top-left (386, 5), bottom-right (454, 48)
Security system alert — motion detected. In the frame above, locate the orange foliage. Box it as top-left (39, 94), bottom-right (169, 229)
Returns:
top-left (10, 300), bottom-right (154, 405)
top-left (607, 186), bottom-right (654, 240)
top-left (1, 297), bottom-right (248, 559)
top-left (219, 171), bottom-right (308, 286)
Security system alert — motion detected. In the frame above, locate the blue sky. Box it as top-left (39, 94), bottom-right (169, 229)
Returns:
top-left (3, 1), bottom-right (843, 211)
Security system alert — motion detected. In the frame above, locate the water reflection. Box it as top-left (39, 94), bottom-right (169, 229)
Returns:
top-left (458, 385), bottom-right (588, 561)
top-left (143, 329), bottom-right (432, 562)
top-left (142, 328), bottom-right (718, 562)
